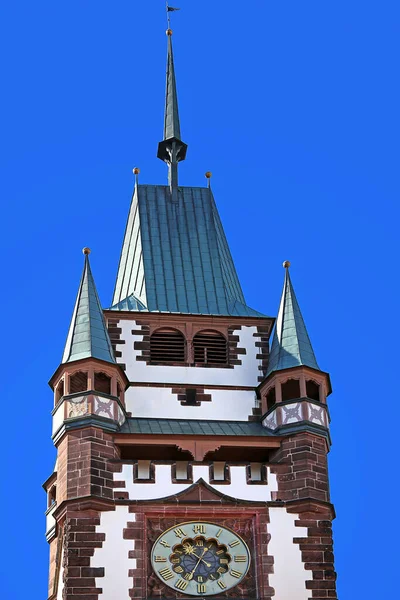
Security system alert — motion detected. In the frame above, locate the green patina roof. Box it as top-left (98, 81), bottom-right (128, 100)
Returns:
top-left (111, 184), bottom-right (267, 317)
top-left (62, 253), bottom-right (115, 365)
top-left (267, 267), bottom-right (319, 375)
top-left (120, 418), bottom-right (274, 436)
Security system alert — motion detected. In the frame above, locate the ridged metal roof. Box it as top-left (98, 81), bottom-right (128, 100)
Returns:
top-left (111, 184), bottom-right (266, 317)
top-left (62, 254), bottom-right (115, 364)
top-left (267, 267), bottom-right (319, 375)
top-left (120, 418), bottom-right (274, 436)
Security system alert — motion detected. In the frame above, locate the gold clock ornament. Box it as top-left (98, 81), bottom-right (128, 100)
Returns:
top-left (150, 521), bottom-right (251, 596)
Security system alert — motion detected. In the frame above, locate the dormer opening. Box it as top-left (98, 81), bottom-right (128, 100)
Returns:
top-left (193, 330), bottom-right (227, 365)
top-left (69, 371), bottom-right (88, 394)
top-left (94, 372), bottom-right (111, 395)
top-left (48, 485), bottom-right (56, 508)
top-left (150, 328), bottom-right (185, 363)
top-left (281, 379), bottom-right (301, 402)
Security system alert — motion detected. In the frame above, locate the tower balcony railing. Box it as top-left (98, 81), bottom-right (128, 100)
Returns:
top-left (261, 397), bottom-right (330, 433)
top-left (52, 390), bottom-right (126, 437)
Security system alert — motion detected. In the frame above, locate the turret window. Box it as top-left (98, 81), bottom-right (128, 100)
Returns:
top-left (55, 380), bottom-right (64, 404)
top-left (94, 372), bottom-right (111, 395)
top-left (306, 380), bottom-right (320, 401)
top-left (69, 371), bottom-right (88, 394)
top-left (193, 330), bottom-right (227, 365)
top-left (281, 379), bottom-right (301, 401)
top-left (266, 387), bottom-right (276, 411)
top-left (150, 328), bottom-right (186, 363)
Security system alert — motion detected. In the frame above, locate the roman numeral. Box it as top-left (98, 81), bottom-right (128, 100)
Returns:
top-left (197, 576), bottom-right (204, 583)
top-left (193, 524), bottom-right (206, 534)
top-left (159, 539), bottom-right (170, 548)
top-left (216, 528), bottom-right (223, 538)
top-left (197, 584), bottom-right (206, 593)
top-left (220, 558), bottom-right (229, 564)
top-left (174, 528), bottom-right (187, 538)
top-left (154, 556), bottom-right (167, 562)
top-left (184, 573), bottom-right (192, 580)
top-left (216, 549), bottom-right (224, 556)
top-left (234, 555), bottom-right (247, 562)
top-left (217, 567), bottom-right (227, 574)
top-left (159, 568), bottom-right (174, 580)
top-left (175, 579), bottom-right (189, 591)
top-left (218, 580), bottom-right (227, 589)
top-left (230, 569), bottom-right (242, 578)
top-left (196, 539), bottom-right (204, 547)
top-left (229, 540), bottom-right (240, 547)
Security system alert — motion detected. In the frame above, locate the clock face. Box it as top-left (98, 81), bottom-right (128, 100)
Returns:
top-left (151, 521), bottom-right (251, 596)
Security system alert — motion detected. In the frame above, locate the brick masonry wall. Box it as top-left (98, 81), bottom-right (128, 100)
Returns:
top-left (56, 427), bottom-right (121, 504)
top-left (62, 512), bottom-right (105, 600)
top-left (271, 432), bottom-right (338, 599)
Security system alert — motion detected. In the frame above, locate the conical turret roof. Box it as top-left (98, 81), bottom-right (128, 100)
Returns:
top-left (267, 264), bottom-right (319, 376)
top-left (62, 250), bottom-right (115, 364)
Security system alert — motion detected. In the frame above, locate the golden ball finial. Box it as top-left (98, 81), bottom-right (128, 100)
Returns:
top-left (205, 171), bottom-right (212, 179)
top-left (133, 167), bottom-right (140, 175)
top-left (166, 28), bottom-right (173, 36)
top-left (283, 260), bottom-right (291, 269)
top-left (83, 247), bottom-right (91, 256)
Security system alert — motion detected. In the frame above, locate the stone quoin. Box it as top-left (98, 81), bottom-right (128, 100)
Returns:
top-left (44, 15), bottom-right (338, 600)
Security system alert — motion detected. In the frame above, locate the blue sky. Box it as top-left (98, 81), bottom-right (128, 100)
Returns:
top-left (1, 1), bottom-right (399, 598)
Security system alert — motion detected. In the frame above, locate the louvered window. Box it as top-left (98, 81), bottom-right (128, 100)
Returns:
top-left (193, 330), bottom-right (228, 365)
top-left (150, 328), bottom-right (186, 363)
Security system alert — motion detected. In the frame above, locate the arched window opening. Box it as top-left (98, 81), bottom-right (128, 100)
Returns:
top-left (193, 330), bottom-right (227, 365)
top-left (266, 387), bottom-right (276, 411)
top-left (69, 371), bottom-right (88, 394)
top-left (94, 372), bottom-right (111, 395)
top-left (281, 379), bottom-right (301, 402)
top-left (55, 380), bottom-right (64, 404)
top-left (150, 328), bottom-right (185, 363)
top-left (48, 485), bottom-right (57, 508)
top-left (306, 380), bottom-right (320, 401)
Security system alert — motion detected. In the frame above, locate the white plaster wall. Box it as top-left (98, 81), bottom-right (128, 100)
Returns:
top-left (52, 403), bottom-right (64, 436)
top-left (92, 506), bottom-right (134, 600)
top-left (114, 464), bottom-right (278, 502)
top-left (268, 508), bottom-right (309, 600)
top-left (119, 321), bottom-right (261, 387)
top-left (125, 386), bottom-right (256, 421)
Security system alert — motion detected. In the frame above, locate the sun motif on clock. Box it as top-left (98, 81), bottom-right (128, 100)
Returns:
top-left (150, 521), bottom-right (251, 596)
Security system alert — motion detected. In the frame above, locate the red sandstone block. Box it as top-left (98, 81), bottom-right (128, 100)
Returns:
top-left (66, 557), bottom-right (91, 567)
top-left (81, 567), bottom-right (105, 577)
top-left (302, 551), bottom-right (324, 562)
top-left (306, 581), bottom-right (336, 590)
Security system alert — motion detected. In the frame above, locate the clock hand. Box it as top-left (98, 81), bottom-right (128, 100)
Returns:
top-left (190, 550), bottom-right (212, 568)
top-left (187, 547), bottom-right (208, 580)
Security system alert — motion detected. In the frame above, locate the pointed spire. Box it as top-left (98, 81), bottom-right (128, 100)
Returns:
top-left (267, 262), bottom-right (319, 376)
top-left (157, 29), bottom-right (187, 195)
top-left (62, 248), bottom-right (115, 365)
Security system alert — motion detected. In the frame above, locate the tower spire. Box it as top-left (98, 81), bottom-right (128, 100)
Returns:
top-left (267, 261), bottom-right (320, 375)
top-left (157, 27), bottom-right (187, 198)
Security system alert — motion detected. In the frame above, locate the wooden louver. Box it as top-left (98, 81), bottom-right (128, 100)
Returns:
top-left (150, 328), bottom-right (186, 363)
top-left (193, 330), bottom-right (228, 365)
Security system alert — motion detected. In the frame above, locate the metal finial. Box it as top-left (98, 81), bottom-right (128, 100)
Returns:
top-left (166, 28), bottom-right (173, 36)
top-left (205, 171), bottom-right (212, 188)
top-left (83, 247), bottom-right (91, 255)
top-left (133, 167), bottom-right (140, 175)
top-left (283, 260), bottom-right (291, 269)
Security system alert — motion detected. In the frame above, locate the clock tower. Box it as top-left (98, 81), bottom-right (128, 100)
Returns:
top-left (44, 24), bottom-right (338, 600)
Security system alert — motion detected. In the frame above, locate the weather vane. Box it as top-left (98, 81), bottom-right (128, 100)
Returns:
top-left (166, 2), bottom-right (180, 29)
